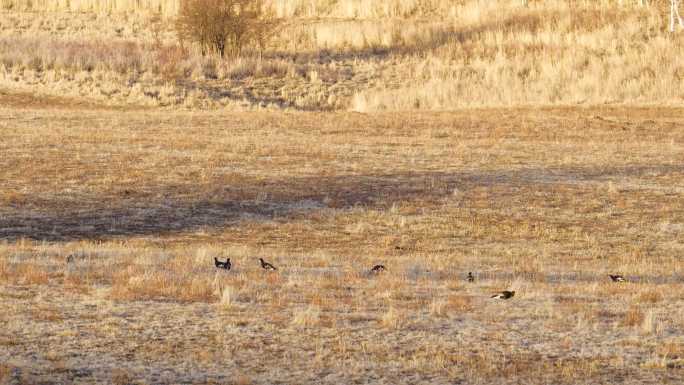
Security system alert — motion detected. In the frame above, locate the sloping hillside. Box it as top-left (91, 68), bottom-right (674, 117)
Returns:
top-left (1, 1), bottom-right (682, 110)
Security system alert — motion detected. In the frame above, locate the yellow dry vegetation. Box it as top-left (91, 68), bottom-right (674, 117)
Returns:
top-left (1, 0), bottom-right (180, 15)
top-left (1, 102), bottom-right (684, 383)
top-left (1, 2), bottom-right (684, 383)
top-left (1, 1), bottom-right (683, 110)
top-left (0, 0), bottom-right (670, 18)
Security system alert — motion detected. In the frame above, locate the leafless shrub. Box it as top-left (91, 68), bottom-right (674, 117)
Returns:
top-left (175, 0), bottom-right (280, 57)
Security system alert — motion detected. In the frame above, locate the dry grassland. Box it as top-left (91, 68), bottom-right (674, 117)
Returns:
top-left (1, 1), bottom-right (684, 110)
top-left (1, 0), bottom-right (684, 384)
top-left (1, 94), bottom-right (684, 383)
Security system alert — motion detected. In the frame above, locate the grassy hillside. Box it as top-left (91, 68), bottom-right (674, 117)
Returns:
top-left (0, 0), bottom-right (180, 15)
top-left (0, 1), bottom-right (682, 110)
top-left (2, 0), bottom-right (521, 18)
top-left (0, 0), bottom-right (665, 18)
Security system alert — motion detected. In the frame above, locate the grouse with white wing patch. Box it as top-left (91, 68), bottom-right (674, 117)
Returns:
top-left (491, 290), bottom-right (515, 300)
top-left (214, 257), bottom-right (231, 270)
top-left (609, 274), bottom-right (626, 282)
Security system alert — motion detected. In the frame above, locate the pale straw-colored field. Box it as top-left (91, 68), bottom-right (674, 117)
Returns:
top-left (2, 1), bottom-right (684, 384)
top-left (1, 93), bottom-right (684, 383)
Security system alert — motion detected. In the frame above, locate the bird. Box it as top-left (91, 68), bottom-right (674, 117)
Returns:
top-left (66, 254), bottom-right (74, 264)
top-left (467, 272), bottom-right (475, 282)
top-left (214, 257), bottom-right (231, 270)
top-left (609, 274), bottom-right (626, 282)
top-left (370, 264), bottom-right (386, 274)
top-left (491, 290), bottom-right (515, 300)
top-left (259, 258), bottom-right (277, 271)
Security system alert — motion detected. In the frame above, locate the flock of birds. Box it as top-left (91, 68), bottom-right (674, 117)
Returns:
top-left (212, 256), bottom-right (629, 300)
top-left (63, 253), bottom-right (629, 300)
top-left (215, 257), bottom-right (276, 271)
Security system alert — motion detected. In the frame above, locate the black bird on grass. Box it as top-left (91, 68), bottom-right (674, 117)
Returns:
top-left (609, 274), bottom-right (626, 282)
top-left (491, 290), bottom-right (515, 300)
top-left (467, 272), bottom-right (475, 282)
top-left (371, 264), bottom-right (386, 274)
top-left (259, 258), bottom-right (277, 271)
top-left (214, 257), bottom-right (231, 270)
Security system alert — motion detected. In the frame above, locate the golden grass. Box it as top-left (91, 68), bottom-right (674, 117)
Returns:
top-left (0, 364), bottom-right (11, 381)
top-left (622, 306), bottom-right (645, 327)
top-left (1, 1), bottom-right (683, 109)
top-left (1, 0), bottom-right (674, 19)
top-left (1, 104), bottom-right (684, 383)
top-left (0, 0), bottom-right (479, 18)
top-left (111, 369), bottom-right (134, 385)
top-left (1, 0), bottom-right (181, 16)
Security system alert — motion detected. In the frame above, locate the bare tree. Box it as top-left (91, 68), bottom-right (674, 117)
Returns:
top-left (175, 0), bottom-right (279, 57)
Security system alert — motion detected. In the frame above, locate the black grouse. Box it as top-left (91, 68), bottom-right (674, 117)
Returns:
top-left (214, 257), bottom-right (231, 270)
top-left (371, 264), bottom-right (386, 273)
top-left (491, 290), bottom-right (515, 300)
top-left (259, 258), bottom-right (277, 271)
top-left (609, 274), bottom-right (626, 282)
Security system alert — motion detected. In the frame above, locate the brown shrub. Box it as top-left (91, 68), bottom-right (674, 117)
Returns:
top-left (175, 0), bottom-right (279, 57)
